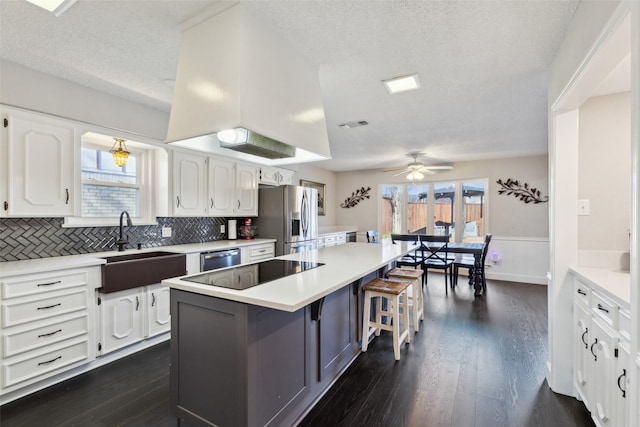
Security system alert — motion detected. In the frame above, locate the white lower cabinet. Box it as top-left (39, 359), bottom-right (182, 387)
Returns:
top-left (0, 267), bottom-right (97, 398)
top-left (146, 284), bottom-right (171, 338)
top-left (572, 277), bottom-right (631, 427)
top-left (98, 284), bottom-right (170, 356)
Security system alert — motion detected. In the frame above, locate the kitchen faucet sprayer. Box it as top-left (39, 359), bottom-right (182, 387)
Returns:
top-left (116, 210), bottom-right (133, 251)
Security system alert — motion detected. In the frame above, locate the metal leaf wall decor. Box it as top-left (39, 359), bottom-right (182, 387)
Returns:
top-left (496, 178), bottom-right (548, 204)
top-left (341, 186), bottom-right (371, 208)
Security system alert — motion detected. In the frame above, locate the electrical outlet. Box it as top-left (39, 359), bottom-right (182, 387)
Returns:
top-left (221, 224), bottom-right (226, 233)
top-left (577, 199), bottom-right (590, 216)
top-left (161, 226), bottom-right (172, 237)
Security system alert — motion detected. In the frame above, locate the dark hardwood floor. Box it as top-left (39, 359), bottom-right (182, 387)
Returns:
top-left (0, 275), bottom-right (594, 427)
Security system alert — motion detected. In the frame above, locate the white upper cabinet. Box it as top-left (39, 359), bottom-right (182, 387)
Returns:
top-left (258, 166), bottom-right (294, 186)
top-left (172, 152), bottom-right (257, 217)
top-left (235, 162), bottom-right (258, 216)
top-left (3, 108), bottom-right (79, 217)
top-left (172, 151), bottom-right (207, 217)
top-left (208, 157), bottom-right (235, 216)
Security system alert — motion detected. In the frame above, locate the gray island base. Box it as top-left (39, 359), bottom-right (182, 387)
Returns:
top-left (163, 242), bottom-right (415, 426)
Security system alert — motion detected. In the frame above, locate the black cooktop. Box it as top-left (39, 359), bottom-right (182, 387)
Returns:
top-left (183, 259), bottom-right (324, 290)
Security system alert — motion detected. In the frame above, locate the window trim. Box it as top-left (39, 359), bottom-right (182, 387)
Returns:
top-left (378, 178), bottom-right (489, 241)
top-left (63, 133), bottom-right (159, 228)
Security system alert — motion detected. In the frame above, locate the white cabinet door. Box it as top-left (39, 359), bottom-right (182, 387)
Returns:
top-left (172, 151), bottom-right (206, 216)
top-left (277, 168), bottom-right (294, 185)
top-left (209, 157), bottom-right (235, 216)
top-left (5, 109), bottom-right (77, 216)
top-left (574, 301), bottom-right (592, 404)
top-left (98, 288), bottom-right (145, 355)
top-left (614, 343), bottom-right (630, 427)
top-left (590, 316), bottom-right (618, 426)
top-left (258, 166), bottom-right (280, 186)
top-left (146, 284), bottom-right (170, 338)
top-left (235, 162), bottom-right (258, 216)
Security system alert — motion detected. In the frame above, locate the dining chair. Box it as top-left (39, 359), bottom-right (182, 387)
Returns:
top-left (390, 234), bottom-right (423, 278)
top-left (418, 235), bottom-right (455, 295)
top-left (366, 230), bottom-right (377, 243)
top-left (453, 234), bottom-right (492, 292)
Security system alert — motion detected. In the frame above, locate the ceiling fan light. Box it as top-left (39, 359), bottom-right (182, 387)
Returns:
top-left (407, 170), bottom-right (424, 181)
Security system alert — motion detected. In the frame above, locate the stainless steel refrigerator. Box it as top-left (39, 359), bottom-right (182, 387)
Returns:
top-left (258, 185), bottom-right (318, 255)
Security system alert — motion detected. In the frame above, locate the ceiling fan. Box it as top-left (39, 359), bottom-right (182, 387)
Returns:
top-left (383, 154), bottom-right (453, 180)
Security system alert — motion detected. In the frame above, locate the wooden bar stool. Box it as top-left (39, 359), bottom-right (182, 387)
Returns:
top-left (361, 278), bottom-right (411, 360)
top-left (386, 267), bottom-right (424, 332)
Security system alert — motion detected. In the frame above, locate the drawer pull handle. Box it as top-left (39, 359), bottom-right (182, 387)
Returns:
top-left (577, 289), bottom-right (587, 296)
top-left (151, 293), bottom-right (156, 307)
top-left (590, 339), bottom-right (598, 361)
top-left (37, 280), bottom-right (62, 287)
top-left (38, 355), bottom-right (62, 366)
top-left (65, 188), bottom-right (70, 204)
top-left (258, 249), bottom-right (266, 253)
top-left (37, 303), bottom-right (61, 310)
top-left (597, 304), bottom-right (609, 313)
top-left (136, 296), bottom-right (140, 311)
top-left (581, 328), bottom-right (588, 349)
top-left (38, 329), bottom-right (62, 338)
top-left (617, 369), bottom-right (626, 398)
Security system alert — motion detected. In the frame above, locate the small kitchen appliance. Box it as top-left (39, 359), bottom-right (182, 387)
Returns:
top-left (238, 218), bottom-right (256, 240)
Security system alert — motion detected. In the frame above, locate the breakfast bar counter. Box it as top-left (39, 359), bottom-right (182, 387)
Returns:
top-left (162, 242), bottom-right (414, 427)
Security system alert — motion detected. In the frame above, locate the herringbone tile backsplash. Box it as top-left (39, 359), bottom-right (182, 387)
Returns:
top-left (0, 217), bottom-right (229, 261)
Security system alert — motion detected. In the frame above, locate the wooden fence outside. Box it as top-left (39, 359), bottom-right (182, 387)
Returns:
top-left (382, 200), bottom-right (484, 236)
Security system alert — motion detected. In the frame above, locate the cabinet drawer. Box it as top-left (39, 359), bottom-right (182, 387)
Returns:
top-left (336, 234), bottom-right (347, 244)
top-left (2, 313), bottom-right (89, 358)
top-left (3, 338), bottom-right (89, 388)
top-left (1, 270), bottom-right (88, 300)
top-left (619, 308), bottom-right (631, 342)
top-left (248, 244), bottom-right (274, 260)
top-left (2, 289), bottom-right (88, 328)
top-left (573, 279), bottom-right (591, 307)
top-left (591, 292), bottom-right (618, 329)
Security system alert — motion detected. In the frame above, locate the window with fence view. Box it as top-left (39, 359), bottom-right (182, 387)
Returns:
top-left (380, 180), bottom-right (486, 242)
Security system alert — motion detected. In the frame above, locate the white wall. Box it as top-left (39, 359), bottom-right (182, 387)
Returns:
top-left (293, 163), bottom-right (338, 227)
top-left (0, 60), bottom-right (169, 141)
top-left (578, 92), bottom-right (631, 253)
top-left (334, 155), bottom-right (549, 238)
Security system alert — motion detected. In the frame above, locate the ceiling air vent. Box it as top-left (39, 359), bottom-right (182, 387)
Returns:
top-left (339, 121), bottom-right (369, 129)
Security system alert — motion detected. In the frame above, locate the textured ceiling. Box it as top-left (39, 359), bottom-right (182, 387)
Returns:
top-left (0, 0), bottom-right (580, 172)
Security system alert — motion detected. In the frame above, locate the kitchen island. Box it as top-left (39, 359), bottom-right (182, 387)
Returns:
top-left (162, 241), bottom-right (415, 427)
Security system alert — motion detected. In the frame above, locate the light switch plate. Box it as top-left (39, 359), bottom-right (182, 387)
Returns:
top-left (221, 224), bottom-right (226, 233)
top-left (577, 199), bottom-right (590, 216)
top-left (162, 226), bottom-right (172, 237)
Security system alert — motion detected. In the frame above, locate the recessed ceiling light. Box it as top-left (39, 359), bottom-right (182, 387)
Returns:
top-left (339, 120), bottom-right (368, 129)
top-left (24, 0), bottom-right (78, 16)
top-left (382, 74), bottom-right (420, 94)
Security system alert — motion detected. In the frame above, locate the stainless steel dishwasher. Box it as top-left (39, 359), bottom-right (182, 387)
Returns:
top-left (200, 248), bottom-right (241, 272)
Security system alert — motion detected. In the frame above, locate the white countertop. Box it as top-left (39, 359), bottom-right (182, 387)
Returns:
top-left (569, 266), bottom-right (631, 307)
top-left (318, 225), bottom-right (358, 236)
top-left (163, 241), bottom-right (415, 312)
top-left (0, 238), bottom-right (276, 277)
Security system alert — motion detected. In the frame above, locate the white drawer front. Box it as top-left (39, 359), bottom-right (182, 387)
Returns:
top-left (573, 279), bottom-right (591, 307)
top-left (3, 338), bottom-right (89, 388)
top-left (3, 313), bottom-right (89, 358)
top-left (249, 244), bottom-right (274, 260)
top-left (591, 292), bottom-right (618, 329)
top-left (1, 270), bottom-right (88, 300)
top-left (336, 234), bottom-right (347, 244)
top-left (2, 289), bottom-right (88, 328)
top-left (324, 236), bottom-right (336, 244)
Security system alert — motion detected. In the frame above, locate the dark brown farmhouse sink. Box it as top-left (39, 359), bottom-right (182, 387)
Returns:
top-left (100, 251), bottom-right (187, 293)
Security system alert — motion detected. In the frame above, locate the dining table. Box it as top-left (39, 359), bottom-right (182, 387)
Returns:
top-left (422, 241), bottom-right (485, 296)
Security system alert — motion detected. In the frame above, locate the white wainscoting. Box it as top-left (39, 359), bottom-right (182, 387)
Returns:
top-left (484, 236), bottom-right (549, 285)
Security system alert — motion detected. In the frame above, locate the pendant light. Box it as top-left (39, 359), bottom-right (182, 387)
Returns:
top-left (110, 138), bottom-right (129, 167)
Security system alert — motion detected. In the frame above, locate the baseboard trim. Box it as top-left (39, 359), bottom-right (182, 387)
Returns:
top-left (486, 272), bottom-right (547, 285)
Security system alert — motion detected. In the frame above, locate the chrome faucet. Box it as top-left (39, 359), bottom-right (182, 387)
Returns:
top-left (116, 210), bottom-right (133, 252)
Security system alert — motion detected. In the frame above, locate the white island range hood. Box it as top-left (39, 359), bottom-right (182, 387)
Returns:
top-left (165, 2), bottom-right (331, 165)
